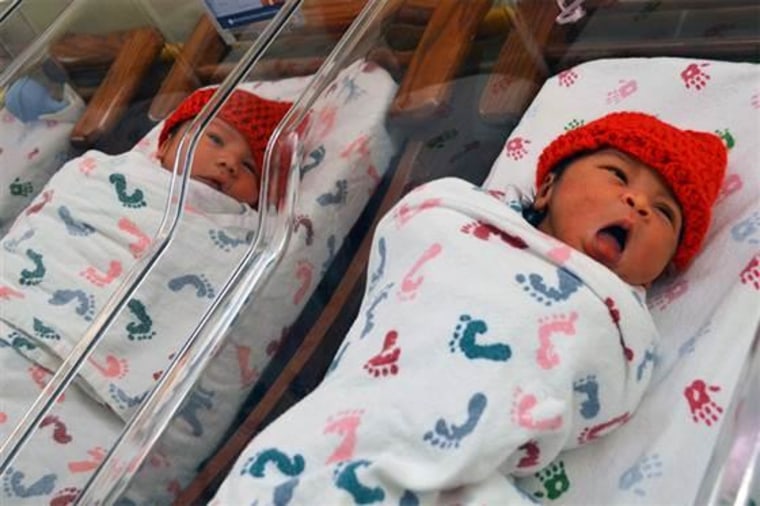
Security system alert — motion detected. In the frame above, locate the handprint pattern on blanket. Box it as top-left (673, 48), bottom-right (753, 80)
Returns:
top-left (684, 379), bottom-right (723, 426)
top-left (680, 62), bottom-right (711, 90)
top-left (740, 252), bottom-right (760, 290)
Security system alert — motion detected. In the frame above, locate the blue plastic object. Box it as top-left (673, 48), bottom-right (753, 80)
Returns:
top-left (5, 76), bottom-right (69, 122)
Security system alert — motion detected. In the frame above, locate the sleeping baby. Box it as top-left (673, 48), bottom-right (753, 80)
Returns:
top-left (0, 89), bottom-right (290, 502)
top-left (211, 112), bottom-right (727, 505)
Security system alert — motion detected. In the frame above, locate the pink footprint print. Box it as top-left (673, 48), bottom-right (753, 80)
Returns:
top-left (364, 330), bottom-right (401, 377)
top-left (68, 446), bottom-right (106, 473)
top-left (505, 137), bottom-right (531, 160)
top-left (681, 63), bottom-right (711, 90)
top-left (397, 243), bottom-right (443, 301)
top-left (558, 68), bottom-right (579, 87)
top-left (0, 285), bottom-right (24, 301)
top-left (536, 312), bottom-right (578, 369)
top-left (118, 217), bottom-right (151, 258)
top-left (80, 260), bottom-right (123, 287)
top-left (511, 387), bottom-right (563, 431)
top-left (323, 409), bottom-right (364, 464)
top-left (649, 278), bottom-right (688, 311)
top-left (716, 173), bottom-right (743, 205)
top-left (293, 260), bottom-right (313, 305)
top-left (684, 379), bottom-right (723, 426)
top-left (26, 147), bottom-right (40, 160)
top-left (606, 79), bottom-right (638, 104)
top-left (393, 198), bottom-right (441, 228)
top-left (25, 190), bottom-right (54, 216)
top-left (28, 365), bottom-right (65, 402)
top-left (740, 253), bottom-right (760, 291)
top-left (78, 157), bottom-right (97, 175)
top-left (50, 487), bottom-right (81, 506)
top-left (88, 354), bottom-right (129, 379)
top-left (235, 344), bottom-right (259, 387)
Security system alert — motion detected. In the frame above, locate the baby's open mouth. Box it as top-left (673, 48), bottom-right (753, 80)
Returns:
top-left (589, 223), bottom-right (630, 267)
top-left (196, 176), bottom-right (222, 191)
top-left (600, 224), bottom-right (628, 251)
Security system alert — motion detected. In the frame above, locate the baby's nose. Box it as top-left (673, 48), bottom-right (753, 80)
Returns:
top-left (624, 193), bottom-right (650, 217)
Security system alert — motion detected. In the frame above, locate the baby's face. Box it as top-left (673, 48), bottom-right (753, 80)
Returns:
top-left (534, 149), bottom-right (683, 286)
top-left (158, 118), bottom-right (259, 206)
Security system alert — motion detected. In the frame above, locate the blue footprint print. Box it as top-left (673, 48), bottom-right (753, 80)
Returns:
top-left (178, 386), bottom-right (214, 436)
top-left (168, 274), bottom-right (216, 299)
top-left (3, 228), bottom-right (35, 253)
top-left (618, 453), bottom-right (663, 496)
top-left (423, 392), bottom-right (487, 449)
top-left (109, 173), bottom-right (146, 208)
top-left (361, 283), bottom-right (393, 338)
top-left (301, 145), bottom-right (326, 176)
top-left (108, 384), bottom-right (147, 410)
top-left (333, 460), bottom-right (386, 504)
top-left (33, 317), bottom-right (60, 341)
top-left (321, 235), bottom-right (337, 275)
top-left (636, 348), bottom-right (657, 381)
top-left (19, 248), bottom-right (46, 286)
top-left (125, 299), bottom-right (156, 341)
top-left (573, 375), bottom-right (600, 419)
top-left (400, 490), bottom-right (420, 506)
top-left (58, 205), bottom-right (95, 236)
top-left (317, 180), bottom-right (348, 206)
top-left (48, 289), bottom-right (95, 321)
top-left (243, 448), bottom-right (306, 478)
top-left (368, 237), bottom-right (387, 293)
top-left (731, 211), bottom-right (760, 245)
top-left (449, 315), bottom-right (511, 361)
top-left (515, 267), bottom-right (583, 306)
top-left (209, 229), bottom-right (248, 252)
top-left (2, 468), bottom-right (57, 498)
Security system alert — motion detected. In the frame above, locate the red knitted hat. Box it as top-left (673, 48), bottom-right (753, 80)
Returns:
top-left (159, 88), bottom-right (292, 173)
top-left (536, 111), bottom-right (727, 270)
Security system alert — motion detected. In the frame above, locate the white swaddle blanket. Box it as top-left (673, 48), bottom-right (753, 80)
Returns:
top-left (0, 149), bottom-right (257, 421)
top-left (212, 177), bottom-right (658, 505)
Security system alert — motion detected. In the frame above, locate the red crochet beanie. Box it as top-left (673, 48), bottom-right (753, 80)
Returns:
top-left (536, 111), bottom-right (727, 271)
top-left (159, 88), bottom-right (292, 173)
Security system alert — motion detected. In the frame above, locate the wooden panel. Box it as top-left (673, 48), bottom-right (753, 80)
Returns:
top-left (389, 0), bottom-right (492, 124)
top-left (148, 15), bottom-right (227, 121)
top-left (478, 0), bottom-right (557, 125)
top-left (49, 30), bottom-right (134, 71)
top-left (69, 27), bottom-right (164, 149)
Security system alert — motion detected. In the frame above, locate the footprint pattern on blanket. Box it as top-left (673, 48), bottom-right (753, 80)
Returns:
top-left (7, 331), bottom-right (37, 351)
top-left (449, 315), bottom-right (511, 362)
top-left (301, 145), bottom-right (326, 176)
top-left (40, 415), bottom-right (73, 444)
top-left (515, 267), bottom-right (583, 306)
top-left (534, 461), bottom-right (571, 500)
top-left (367, 237), bottom-right (387, 293)
top-left (50, 486), bottom-right (81, 506)
top-left (360, 283), bottom-right (393, 338)
top-left (517, 441), bottom-right (541, 469)
top-left (80, 260), bottom-right (123, 287)
top-left (333, 460), bottom-right (386, 504)
top-left (577, 412), bottom-right (631, 444)
top-left (209, 229), bottom-right (248, 252)
top-left (397, 243), bottom-right (442, 301)
top-left (19, 248), bottom-right (46, 286)
top-left (322, 235), bottom-right (337, 275)
top-left (423, 392), bottom-right (487, 449)
top-left (118, 217), bottom-right (151, 258)
top-left (731, 211), bottom-right (760, 245)
top-left (317, 180), bottom-right (348, 206)
top-left (108, 384), bottom-right (147, 411)
top-left (33, 317), bottom-right (60, 341)
top-left (511, 388), bottom-right (563, 431)
top-left (2, 468), bottom-right (57, 498)
top-left (324, 409), bottom-right (364, 464)
top-left (125, 299), bottom-right (156, 341)
top-left (168, 273), bottom-right (216, 299)
top-left (573, 375), bottom-right (600, 419)
top-left (536, 312), bottom-right (578, 369)
top-left (618, 453), bottom-right (663, 497)
top-left (460, 220), bottom-right (528, 249)
top-left (58, 206), bottom-right (95, 236)
top-left (3, 228), bottom-right (35, 253)
top-left (636, 347), bottom-right (657, 381)
top-left (67, 446), bottom-right (106, 474)
top-left (10, 177), bottom-right (34, 197)
top-left (109, 173), bottom-right (146, 208)
top-left (241, 448), bottom-right (305, 504)
top-left (178, 386), bottom-right (215, 437)
top-left (364, 330), bottom-right (401, 377)
top-left (294, 214), bottom-right (315, 246)
top-left (48, 289), bottom-right (95, 321)
top-left (327, 341), bottom-right (350, 374)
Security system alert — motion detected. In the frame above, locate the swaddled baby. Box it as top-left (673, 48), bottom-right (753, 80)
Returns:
top-left (211, 112), bottom-right (727, 505)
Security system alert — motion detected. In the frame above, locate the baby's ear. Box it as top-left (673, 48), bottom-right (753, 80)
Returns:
top-left (533, 172), bottom-right (556, 210)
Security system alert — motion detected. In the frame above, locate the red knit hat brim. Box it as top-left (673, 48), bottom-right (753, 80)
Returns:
top-left (535, 112), bottom-right (727, 271)
top-left (159, 88), bottom-right (292, 174)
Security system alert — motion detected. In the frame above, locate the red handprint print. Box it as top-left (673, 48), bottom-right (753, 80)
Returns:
top-left (558, 69), bottom-right (578, 87)
top-left (684, 379), bottom-right (723, 426)
top-left (505, 137), bottom-right (531, 160)
top-left (739, 252), bottom-right (760, 291)
top-left (680, 63), bottom-right (711, 90)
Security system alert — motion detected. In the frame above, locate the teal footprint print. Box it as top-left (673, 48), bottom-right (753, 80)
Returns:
top-left (6, 331), bottom-right (37, 351)
top-left (58, 206), bottom-right (95, 236)
top-left (333, 460), bottom-right (386, 504)
top-left (243, 448), bottom-right (305, 478)
top-left (317, 180), bottom-right (348, 206)
top-left (108, 384), bottom-right (147, 410)
top-left (423, 392), bottom-right (487, 449)
top-left (400, 490), bottom-right (420, 506)
top-left (125, 299), bottom-right (155, 341)
top-left (109, 173), bottom-right (146, 208)
top-left (209, 229), bottom-right (248, 252)
top-left (48, 289), bottom-right (95, 321)
top-left (19, 248), bottom-right (46, 286)
top-left (33, 318), bottom-right (61, 341)
top-left (516, 267), bottom-right (583, 306)
top-left (449, 315), bottom-right (511, 361)
top-left (2, 468), bottom-right (57, 498)
top-left (168, 274), bottom-right (215, 299)
top-left (301, 145), bottom-right (326, 176)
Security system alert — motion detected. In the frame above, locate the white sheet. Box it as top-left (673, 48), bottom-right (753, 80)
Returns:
top-left (484, 57), bottom-right (760, 505)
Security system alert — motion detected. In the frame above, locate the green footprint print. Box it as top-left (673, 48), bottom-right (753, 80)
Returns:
top-left (19, 249), bottom-right (46, 286)
top-left (109, 173), bottom-right (146, 208)
top-left (125, 299), bottom-right (155, 341)
top-left (33, 318), bottom-right (61, 340)
top-left (9, 178), bottom-right (34, 197)
top-left (564, 118), bottom-right (585, 131)
top-left (534, 461), bottom-right (571, 500)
